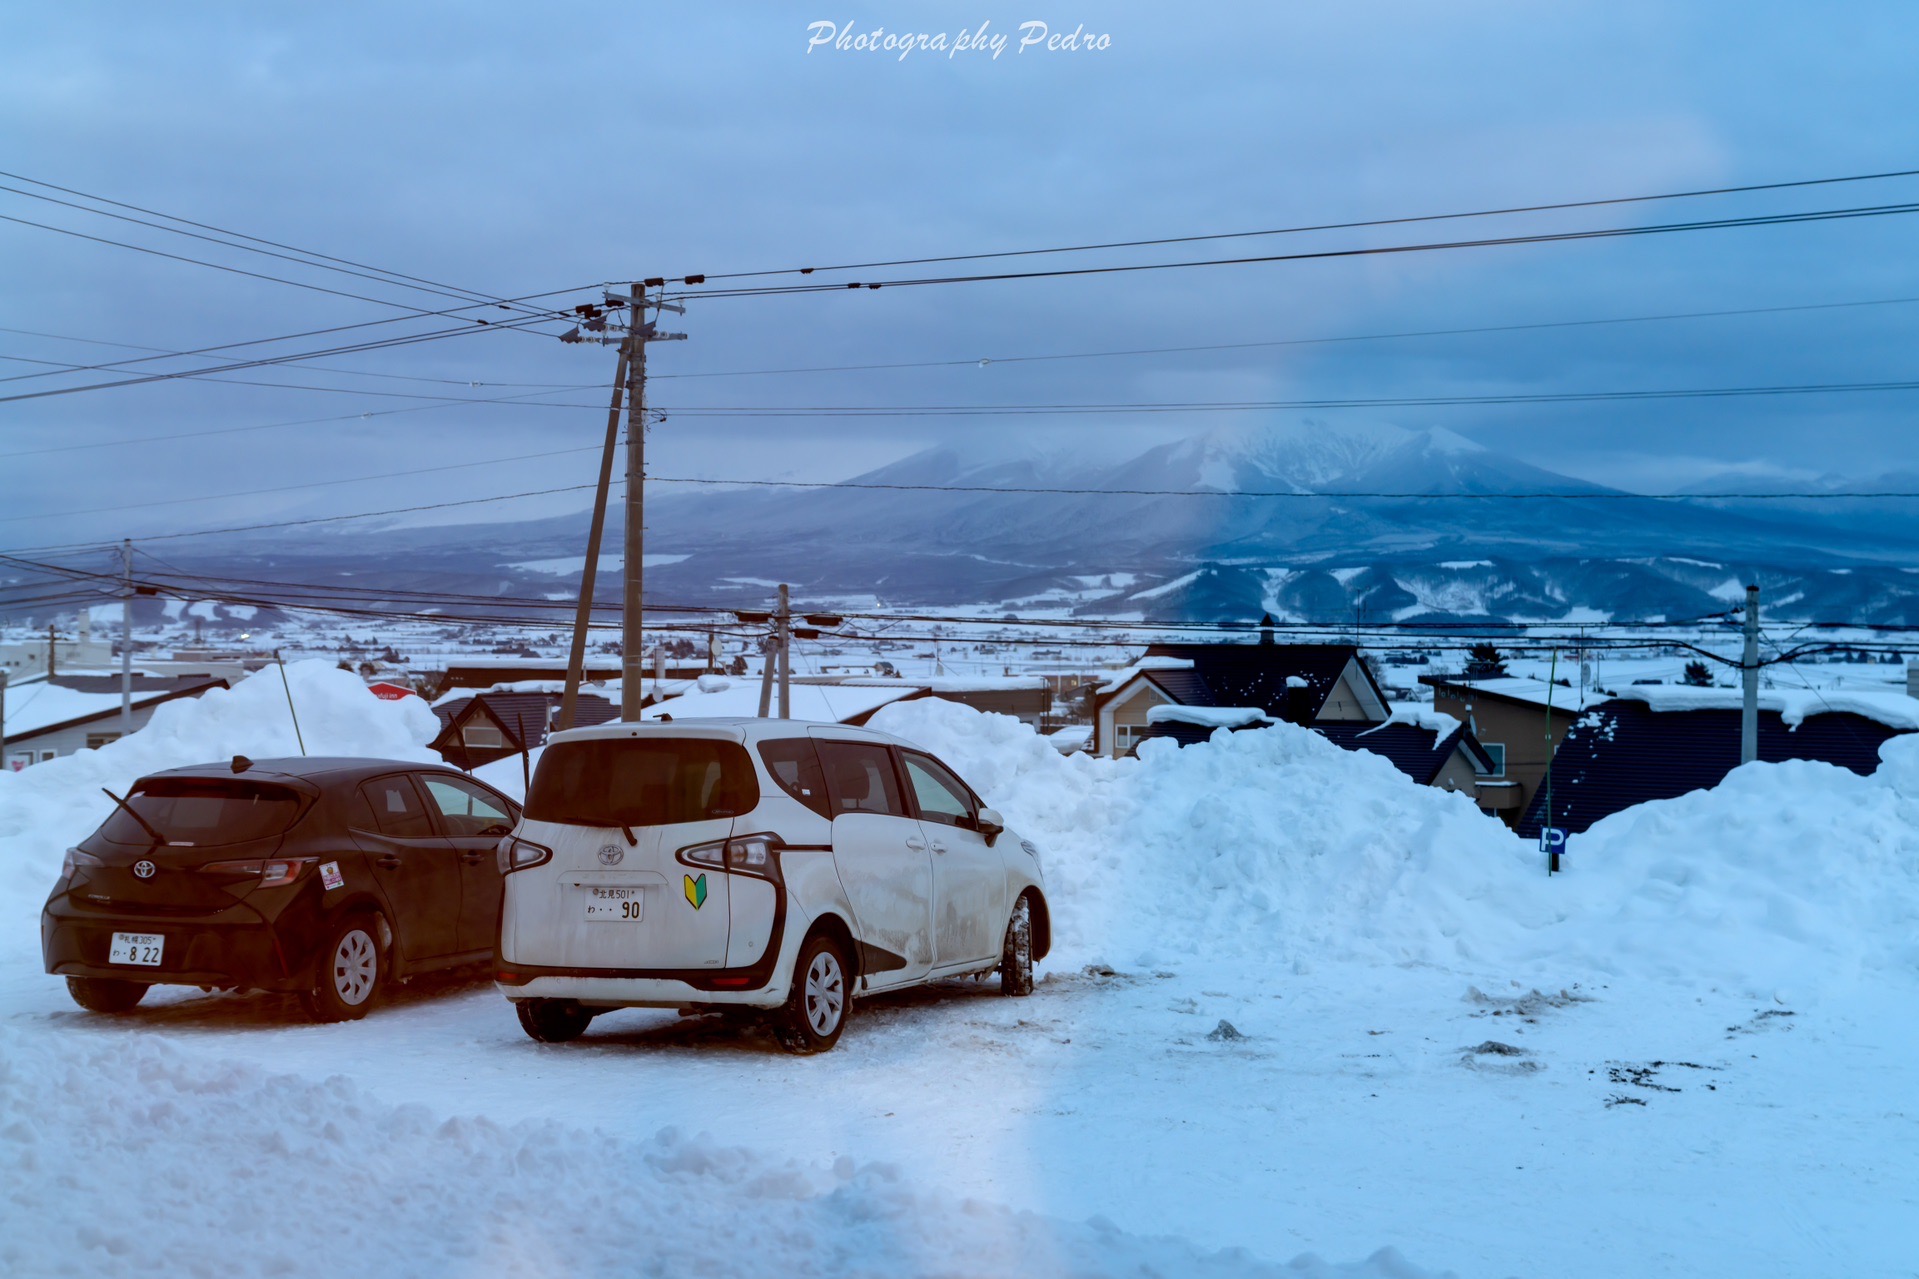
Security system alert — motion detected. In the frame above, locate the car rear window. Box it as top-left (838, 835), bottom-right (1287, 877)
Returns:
top-left (100, 778), bottom-right (305, 846)
top-left (527, 738), bottom-right (759, 827)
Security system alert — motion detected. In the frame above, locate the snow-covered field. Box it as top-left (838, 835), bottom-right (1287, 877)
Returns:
top-left (3, 664), bottom-right (1917, 1276)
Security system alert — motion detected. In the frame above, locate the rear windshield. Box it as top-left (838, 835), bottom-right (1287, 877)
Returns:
top-left (100, 779), bottom-right (305, 846)
top-left (526, 738), bottom-right (759, 827)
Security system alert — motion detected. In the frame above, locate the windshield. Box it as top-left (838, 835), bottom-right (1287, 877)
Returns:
top-left (526, 738), bottom-right (758, 827)
top-left (99, 778), bottom-right (306, 847)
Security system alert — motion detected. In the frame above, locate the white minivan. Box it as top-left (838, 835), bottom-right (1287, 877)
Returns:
top-left (494, 718), bottom-right (1051, 1052)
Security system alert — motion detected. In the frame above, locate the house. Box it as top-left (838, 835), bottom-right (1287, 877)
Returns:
top-left (429, 686), bottom-right (620, 770)
top-left (792, 675), bottom-right (1051, 726)
top-left (1093, 641), bottom-right (1389, 758)
top-left (641, 678), bottom-right (924, 727)
top-left (2, 674), bottom-right (229, 770)
top-left (1135, 703), bottom-right (1497, 799)
top-left (1516, 687), bottom-right (1919, 838)
top-left (437, 658), bottom-right (717, 693)
top-left (1418, 674), bottom-right (1607, 824)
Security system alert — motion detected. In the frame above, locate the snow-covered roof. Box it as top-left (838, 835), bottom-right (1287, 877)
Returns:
top-left (828, 676), bottom-right (1047, 693)
top-left (1097, 656), bottom-right (1195, 695)
top-left (1616, 686), bottom-right (1919, 731)
top-left (1146, 705), bottom-right (1270, 729)
top-left (1431, 676), bottom-right (1607, 713)
top-left (430, 678), bottom-right (621, 708)
top-left (1361, 704), bottom-right (1463, 736)
top-left (1, 683), bottom-right (198, 739)
top-left (642, 682), bottom-right (916, 725)
top-left (1046, 724), bottom-right (1093, 754)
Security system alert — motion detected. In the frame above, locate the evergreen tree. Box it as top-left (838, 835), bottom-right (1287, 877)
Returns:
top-left (1463, 643), bottom-right (1507, 678)
top-left (1682, 660), bottom-right (1714, 687)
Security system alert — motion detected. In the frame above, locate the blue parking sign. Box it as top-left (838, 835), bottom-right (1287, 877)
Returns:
top-left (1539, 827), bottom-right (1568, 855)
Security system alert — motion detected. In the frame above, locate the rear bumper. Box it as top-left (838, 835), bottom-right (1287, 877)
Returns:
top-left (495, 972), bottom-right (785, 1009)
top-left (41, 899), bottom-right (304, 992)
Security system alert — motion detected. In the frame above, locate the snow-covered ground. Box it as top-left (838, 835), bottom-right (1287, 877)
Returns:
top-left (3, 664), bottom-right (1917, 1276)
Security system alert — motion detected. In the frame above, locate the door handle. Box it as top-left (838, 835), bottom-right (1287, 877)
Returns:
top-left (376, 855), bottom-right (402, 870)
top-left (930, 841), bottom-right (947, 855)
top-left (459, 851), bottom-right (484, 865)
top-left (904, 837), bottom-right (926, 851)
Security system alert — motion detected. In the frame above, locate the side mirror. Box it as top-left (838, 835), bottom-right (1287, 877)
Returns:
top-left (976, 806), bottom-right (1005, 845)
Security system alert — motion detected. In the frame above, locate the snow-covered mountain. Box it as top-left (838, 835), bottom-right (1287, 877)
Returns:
top-left (151, 421), bottom-right (1919, 626)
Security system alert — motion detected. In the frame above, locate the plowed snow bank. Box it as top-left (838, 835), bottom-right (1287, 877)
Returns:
top-left (867, 700), bottom-right (1919, 991)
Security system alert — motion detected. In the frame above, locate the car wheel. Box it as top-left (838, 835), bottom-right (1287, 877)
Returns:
top-left (66, 975), bottom-right (149, 1013)
top-left (772, 932), bottom-right (850, 1054)
top-left (300, 915), bottom-right (383, 1023)
top-left (998, 894), bottom-right (1035, 997)
top-left (516, 998), bottom-right (595, 1043)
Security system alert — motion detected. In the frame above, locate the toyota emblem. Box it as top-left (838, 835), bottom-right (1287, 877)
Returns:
top-left (132, 860), bottom-right (157, 879)
top-left (597, 844), bottom-right (624, 866)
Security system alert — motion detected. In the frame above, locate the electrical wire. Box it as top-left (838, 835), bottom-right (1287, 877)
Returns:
top-left (684, 165), bottom-right (1919, 282)
top-left (649, 292), bottom-right (1919, 382)
top-left (665, 200), bottom-right (1919, 301)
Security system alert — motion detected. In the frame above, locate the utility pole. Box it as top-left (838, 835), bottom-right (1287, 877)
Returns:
top-left (776, 583), bottom-right (792, 719)
top-left (1, 667), bottom-right (9, 770)
top-left (557, 347), bottom-right (628, 732)
top-left (120, 538), bottom-right (134, 737)
top-left (1741, 583), bottom-right (1760, 764)
top-left (620, 286), bottom-right (648, 721)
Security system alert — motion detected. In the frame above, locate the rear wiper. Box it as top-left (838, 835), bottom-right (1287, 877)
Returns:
top-left (620, 825), bottom-right (637, 847)
top-left (101, 787), bottom-right (167, 849)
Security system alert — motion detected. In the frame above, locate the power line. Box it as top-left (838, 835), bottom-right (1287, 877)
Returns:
top-left (0, 307), bottom-right (576, 406)
top-left (0, 442), bottom-right (612, 524)
top-left (651, 372), bottom-right (1919, 418)
top-left (650, 292), bottom-right (1919, 382)
top-left (667, 200), bottom-right (1919, 301)
top-left (640, 475), bottom-right (1919, 501)
top-left (0, 484), bottom-right (608, 554)
top-left (685, 164), bottom-right (1919, 282)
top-left (0, 322), bottom-right (590, 390)
top-left (0, 281), bottom-right (601, 392)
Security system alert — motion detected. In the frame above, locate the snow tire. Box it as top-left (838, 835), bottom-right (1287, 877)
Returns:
top-left (516, 998), bottom-right (596, 1043)
top-left (772, 932), bottom-right (850, 1054)
top-left (66, 975), bottom-right (149, 1014)
top-left (301, 914), bottom-right (384, 1023)
top-left (998, 894), bottom-right (1035, 997)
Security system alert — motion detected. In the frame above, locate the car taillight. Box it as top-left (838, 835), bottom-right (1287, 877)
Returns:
top-left (678, 834), bottom-right (782, 881)
top-left (499, 836), bottom-right (552, 875)
top-left (61, 848), bottom-right (102, 879)
top-left (201, 857), bottom-right (313, 887)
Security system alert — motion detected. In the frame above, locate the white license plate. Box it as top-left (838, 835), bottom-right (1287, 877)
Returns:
top-left (109, 932), bottom-right (164, 966)
top-left (583, 886), bottom-right (644, 922)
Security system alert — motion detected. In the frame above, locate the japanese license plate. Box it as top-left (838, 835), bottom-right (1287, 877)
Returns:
top-left (109, 932), bottom-right (164, 966)
top-left (583, 886), bottom-right (644, 922)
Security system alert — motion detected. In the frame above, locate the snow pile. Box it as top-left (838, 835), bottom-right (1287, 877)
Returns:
top-left (0, 1023), bottom-right (1450, 1279)
top-left (0, 661), bottom-right (440, 912)
top-left (869, 699), bottom-right (1919, 992)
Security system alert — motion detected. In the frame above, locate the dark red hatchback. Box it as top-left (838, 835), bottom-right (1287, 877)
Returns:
top-left (41, 755), bottom-right (519, 1022)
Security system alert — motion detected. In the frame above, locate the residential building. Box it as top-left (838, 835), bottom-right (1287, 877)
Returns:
top-left (1516, 688), bottom-right (1919, 838)
top-left (793, 675), bottom-right (1050, 726)
top-left (2, 674), bottom-right (229, 770)
top-left (1093, 641), bottom-right (1388, 758)
top-left (430, 687), bottom-right (620, 770)
top-left (1418, 675), bottom-right (1605, 824)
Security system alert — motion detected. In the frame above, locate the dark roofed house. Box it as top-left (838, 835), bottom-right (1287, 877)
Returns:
top-left (430, 688), bottom-right (619, 770)
top-left (1095, 639), bottom-right (1390, 759)
top-left (1314, 718), bottom-right (1497, 795)
top-left (1517, 688), bottom-right (1917, 839)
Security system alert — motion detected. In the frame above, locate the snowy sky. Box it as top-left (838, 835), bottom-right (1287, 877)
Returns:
top-left (4, 2), bottom-right (1919, 546)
